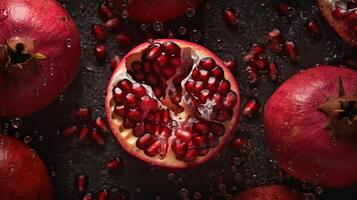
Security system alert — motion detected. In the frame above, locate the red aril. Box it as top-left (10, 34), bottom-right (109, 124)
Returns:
top-left (264, 66), bottom-right (357, 187)
top-left (232, 185), bottom-right (301, 200)
top-left (223, 8), bottom-right (238, 27)
top-left (0, 134), bottom-right (54, 200)
top-left (0, 0), bottom-right (80, 117)
top-left (112, 0), bottom-right (203, 23)
top-left (105, 39), bottom-right (240, 169)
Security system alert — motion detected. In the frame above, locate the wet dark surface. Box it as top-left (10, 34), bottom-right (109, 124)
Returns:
top-left (1, 0), bottom-right (357, 199)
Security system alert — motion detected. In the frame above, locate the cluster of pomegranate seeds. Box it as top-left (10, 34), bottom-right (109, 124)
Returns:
top-left (267, 28), bottom-right (298, 62)
top-left (62, 107), bottom-right (109, 146)
top-left (223, 7), bottom-right (238, 27)
top-left (332, 1), bottom-right (357, 35)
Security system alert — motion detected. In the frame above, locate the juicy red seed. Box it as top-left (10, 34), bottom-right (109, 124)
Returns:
top-left (98, 189), bottom-right (108, 200)
top-left (106, 158), bottom-right (121, 170)
top-left (114, 105), bottom-right (125, 116)
top-left (131, 61), bottom-right (142, 71)
top-left (94, 117), bottom-right (108, 133)
top-left (353, 25), bottom-right (357, 34)
top-left (162, 110), bottom-right (170, 123)
top-left (198, 69), bottom-right (210, 81)
top-left (192, 122), bottom-right (209, 135)
top-left (91, 130), bottom-right (106, 146)
top-left (133, 123), bottom-right (145, 137)
top-left (243, 53), bottom-right (254, 63)
top-left (116, 33), bottom-right (132, 46)
top-left (211, 66), bottom-right (224, 78)
top-left (192, 135), bottom-right (207, 148)
top-left (95, 44), bottom-right (106, 60)
top-left (217, 80), bottom-right (230, 93)
top-left (140, 96), bottom-right (158, 110)
top-left (82, 193), bottom-right (93, 200)
top-left (62, 125), bottom-right (78, 137)
top-left (216, 109), bottom-right (232, 122)
top-left (200, 57), bottom-right (216, 70)
top-left (184, 149), bottom-right (198, 162)
top-left (194, 81), bottom-right (205, 93)
top-left (155, 53), bottom-right (168, 66)
top-left (254, 58), bottom-right (268, 70)
top-left (104, 18), bottom-right (121, 32)
top-left (233, 138), bottom-right (247, 151)
top-left (113, 87), bottom-right (124, 102)
top-left (92, 24), bottom-right (107, 41)
top-left (118, 79), bottom-right (132, 92)
top-left (284, 41), bottom-right (298, 62)
top-left (77, 175), bottom-right (88, 193)
top-left (132, 84), bottom-right (146, 97)
top-left (137, 133), bottom-right (152, 150)
top-left (191, 68), bottom-right (200, 80)
top-left (246, 66), bottom-right (258, 84)
top-left (145, 140), bottom-right (161, 157)
top-left (169, 91), bottom-right (182, 104)
top-left (163, 41), bottom-right (180, 54)
top-left (110, 55), bottom-right (121, 70)
top-left (126, 109), bottom-right (142, 122)
top-left (144, 43), bottom-right (162, 60)
top-left (267, 28), bottom-right (282, 41)
top-left (172, 140), bottom-right (188, 158)
top-left (161, 126), bottom-right (171, 138)
top-left (153, 86), bottom-right (163, 98)
top-left (198, 149), bottom-right (209, 156)
top-left (78, 127), bottom-right (90, 141)
top-left (251, 43), bottom-right (264, 56)
top-left (207, 77), bottom-right (218, 91)
top-left (146, 73), bottom-right (158, 85)
top-left (208, 133), bottom-right (218, 148)
top-left (123, 119), bottom-right (133, 128)
top-left (346, 12), bottom-right (357, 25)
top-left (98, 3), bottom-right (113, 20)
top-left (332, 6), bottom-right (349, 19)
top-left (175, 129), bottom-right (193, 143)
top-left (242, 99), bottom-right (260, 117)
top-left (185, 79), bottom-right (195, 93)
top-left (213, 93), bottom-right (222, 105)
top-left (123, 93), bottom-right (137, 107)
top-left (153, 63), bottom-right (161, 74)
top-left (277, 2), bottom-right (291, 16)
top-left (210, 122), bottom-right (225, 136)
top-left (224, 59), bottom-right (237, 72)
top-left (307, 20), bottom-right (321, 37)
top-left (134, 72), bottom-right (145, 81)
top-left (223, 91), bottom-right (237, 108)
top-left (268, 63), bottom-right (279, 81)
top-left (75, 107), bottom-right (91, 120)
top-left (144, 123), bottom-right (154, 133)
top-left (170, 57), bottom-right (181, 67)
top-left (198, 90), bottom-right (210, 103)
top-left (223, 7), bottom-right (238, 27)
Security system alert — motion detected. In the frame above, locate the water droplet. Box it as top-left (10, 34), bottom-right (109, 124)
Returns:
top-left (186, 8), bottom-right (196, 18)
top-left (24, 136), bottom-right (32, 144)
top-left (178, 26), bottom-right (187, 35)
top-left (193, 192), bottom-right (202, 199)
top-left (65, 38), bottom-right (72, 48)
top-left (10, 118), bottom-right (22, 129)
top-left (153, 21), bottom-right (164, 32)
top-left (121, 10), bottom-right (129, 19)
top-left (167, 173), bottom-right (175, 181)
top-left (140, 24), bottom-right (148, 31)
top-left (190, 30), bottom-right (202, 42)
top-left (51, 171), bottom-right (57, 177)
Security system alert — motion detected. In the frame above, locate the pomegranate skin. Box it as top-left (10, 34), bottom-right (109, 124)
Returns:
top-left (113, 0), bottom-right (202, 23)
top-left (232, 185), bottom-right (301, 200)
top-left (0, 0), bottom-right (80, 117)
top-left (264, 66), bottom-right (357, 187)
top-left (0, 134), bottom-right (54, 200)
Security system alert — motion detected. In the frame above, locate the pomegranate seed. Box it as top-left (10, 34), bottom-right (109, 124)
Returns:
top-left (332, 6), bottom-right (348, 19)
top-left (116, 33), bottom-right (133, 46)
top-left (198, 90), bottom-right (210, 103)
top-left (268, 63), bottom-right (278, 81)
top-left (161, 126), bottom-right (171, 138)
top-left (153, 86), bottom-right (163, 98)
top-left (162, 110), bottom-right (170, 123)
top-left (74, 107), bottom-right (91, 120)
top-left (353, 24), bottom-right (357, 34)
top-left (184, 149), bottom-right (198, 162)
top-left (172, 140), bottom-right (188, 159)
top-left (98, 189), bottom-right (108, 200)
top-left (306, 20), bottom-right (321, 38)
top-left (217, 80), bottom-right (230, 93)
top-left (210, 122), bottom-right (225, 136)
top-left (127, 109), bottom-right (142, 122)
top-left (104, 18), bottom-right (121, 32)
top-left (233, 138), bottom-right (247, 151)
top-left (145, 140), bottom-right (161, 157)
top-left (268, 28), bottom-right (282, 41)
top-left (192, 135), bottom-right (207, 148)
top-left (82, 193), bottom-right (93, 200)
top-left (284, 41), bottom-right (298, 62)
top-left (77, 175), bottom-right (88, 193)
top-left (207, 77), bottom-right (218, 91)
top-left (123, 93), bottom-right (137, 107)
top-left (216, 109), bottom-right (232, 122)
top-left (251, 43), bottom-right (264, 56)
top-left (136, 133), bottom-right (152, 149)
top-left (246, 66), bottom-right (258, 84)
top-left (78, 126), bottom-right (90, 142)
top-left (106, 157), bottom-right (121, 170)
top-left (254, 58), bottom-right (268, 70)
top-left (123, 119), bottom-right (133, 128)
top-left (242, 99), bottom-right (260, 117)
top-left (222, 91), bottom-right (237, 108)
top-left (113, 87), bottom-right (124, 102)
top-left (133, 122), bottom-right (145, 137)
top-left (62, 125), bottom-right (78, 137)
top-left (94, 117), bottom-right (109, 133)
top-left (211, 67), bottom-right (224, 78)
top-left (146, 73), bottom-right (158, 85)
top-left (277, 2), bottom-right (292, 16)
top-left (132, 83), bottom-right (146, 97)
top-left (163, 41), bottom-right (180, 54)
top-left (170, 57), bottom-right (181, 67)
top-left (200, 57), bottom-right (216, 70)
top-left (207, 133), bottom-right (218, 148)
top-left (175, 129), bottom-right (193, 143)
top-left (114, 105), bottom-right (125, 116)
top-left (110, 55), bottom-right (121, 71)
top-left (194, 81), bottom-right (205, 93)
top-left (224, 59), bottom-right (237, 72)
top-left (118, 79), bottom-right (132, 92)
top-left (95, 44), bottom-right (106, 60)
top-left (155, 53), bottom-right (168, 66)
top-left (346, 11), bottom-right (357, 25)
top-left (131, 61), bottom-right (142, 71)
top-left (198, 69), bottom-right (209, 81)
top-left (92, 24), bottom-right (107, 41)
top-left (144, 43), bottom-right (162, 60)
top-left (191, 68), bottom-right (200, 80)
top-left (192, 122), bottom-right (209, 135)
top-left (223, 7), bottom-right (238, 27)
top-left (91, 130), bottom-right (106, 146)
top-left (184, 79), bottom-right (195, 93)
top-left (98, 3), bottom-right (114, 20)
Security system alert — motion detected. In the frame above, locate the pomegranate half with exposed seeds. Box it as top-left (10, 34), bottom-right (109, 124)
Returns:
top-left (0, 0), bottom-right (80, 117)
top-left (0, 134), bottom-right (54, 200)
top-left (105, 39), bottom-right (240, 169)
top-left (232, 185), bottom-right (302, 200)
top-left (113, 0), bottom-right (203, 23)
top-left (317, 0), bottom-right (357, 46)
top-left (264, 66), bottom-right (357, 187)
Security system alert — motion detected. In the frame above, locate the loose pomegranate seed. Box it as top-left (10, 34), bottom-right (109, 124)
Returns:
top-left (245, 66), bottom-right (258, 84)
top-left (94, 117), bottom-right (109, 133)
top-left (268, 63), bottom-right (279, 81)
top-left (224, 58), bottom-right (237, 72)
top-left (62, 125), bottom-right (78, 137)
top-left (78, 126), bottom-right (90, 142)
top-left (98, 189), bottom-right (108, 200)
top-left (223, 7), bottom-right (238, 27)
top-left (233, 138), bottom-right (247, 151)
top-left (91, 129), bottom-right (106, 146)
top-left (268, 28), bottom-right (282, 41)
top-left (98, 3), bottom-right (114, 21)
top-left (77, 175), bottom-right (88, 193)
top-left (267, 28), bottom-right (283, 52)
top-left (82, 193), bottom-right (93, 200)
top-left (74, 107), bottom-right (91, 120)
top-left (104, 18), bottom-right (122, 32)
top-left (307, 20), bottom-right (321, 38)
top-left (242, 99), bottom-right (260, 117)
top-left (116, 33), bottom-right (133, 46)
top-left (106, 157), bottom-right (121, 170)
top-left (284, 41), bottom-right (298, 62)
top-left (95, 44), bottom-right (106, 60)
top-left (110, 55), bottom-right (121, 71)
top-left (332, 6), bottom-right (349, 19)
top-left (277, 2), bottom-right (292, 16)
top-left (92, 24), bottom-right (107, 41)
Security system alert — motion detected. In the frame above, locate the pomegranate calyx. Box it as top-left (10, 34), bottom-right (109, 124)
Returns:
top-left (0, 38), bottom-right (46, 76)
top-left (318, 77), bottom-right (357, 137)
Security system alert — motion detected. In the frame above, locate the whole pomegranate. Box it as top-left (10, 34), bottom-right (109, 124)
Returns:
top-left (105, 39), bottom-right (240, 169)
top-left (0, 134), bottom-right (54, 200)
top-left (113, 0), bottom-right (203, 23)
top-left (232, 185), bottom-right (302, 200)
top-left (264, 66), bottom-right (357, 187)
top-left (317, 0), bottom-right (357, 46)
top-left (0, 0), bottom-right (80, 117)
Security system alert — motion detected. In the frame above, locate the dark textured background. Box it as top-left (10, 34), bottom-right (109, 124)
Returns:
top-left (1, 0), bottom-right (357, 199)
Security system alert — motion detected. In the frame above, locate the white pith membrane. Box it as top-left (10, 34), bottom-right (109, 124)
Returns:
top-left (107, 41), bottom-right (239, 168)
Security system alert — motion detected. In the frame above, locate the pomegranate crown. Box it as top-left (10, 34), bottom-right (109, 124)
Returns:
top-left (318, 77), bottom-right (357, 137)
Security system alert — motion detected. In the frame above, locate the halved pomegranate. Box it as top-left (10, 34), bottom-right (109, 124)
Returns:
top-left (105, 39), bottom-right (240, 169)
top-left (113, 0), bottom-right (203, 23)
top-left (232, 185), bottom-right (302, 200)
top-left (317, 0), bottom-right (357, 46)
top-left (264, 66), bottom-right (357, 187)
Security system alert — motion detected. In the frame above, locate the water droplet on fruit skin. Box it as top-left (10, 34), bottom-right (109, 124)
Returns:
top-left (10, 118), bottom-right (22, 129)
top-left (178, 26), bottom-right (187, 35)
top-left (65, 38), bottom-right (72, 48)
top-left (23, 136), bottom-right (32, 144)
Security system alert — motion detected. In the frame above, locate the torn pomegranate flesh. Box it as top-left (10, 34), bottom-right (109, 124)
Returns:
top-left (331, 0), bottom-right (357, 35)
top-left (110, 41), bottom-right (238, 163)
